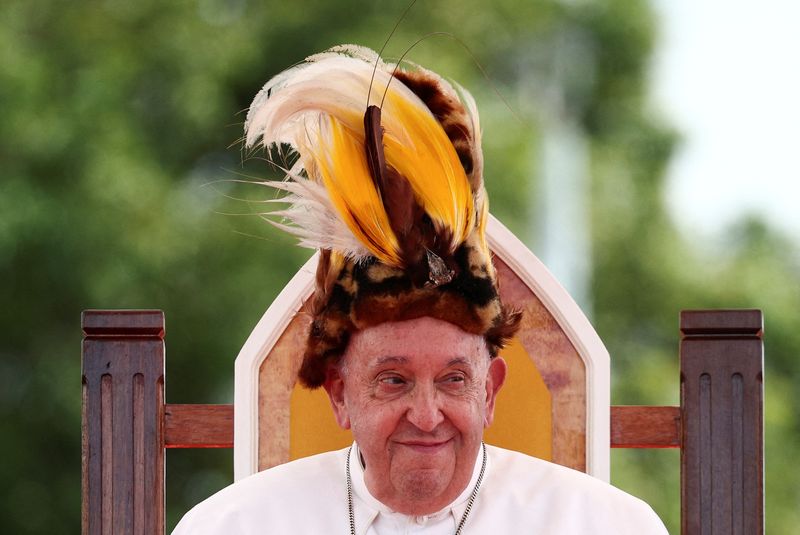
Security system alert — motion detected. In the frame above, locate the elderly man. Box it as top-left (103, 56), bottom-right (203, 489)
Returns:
top-left (173, 45), bottom-right (668, 534)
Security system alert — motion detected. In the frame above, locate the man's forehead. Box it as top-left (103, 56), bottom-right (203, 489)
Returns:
top-left (369, 355), bottom-right (475, 368)
top-left (350, 318), bottom-right (482, 348)
top-left (354, 317), bottom-right (479, 339)
top-left (343, 317), bottom-right (489, 370)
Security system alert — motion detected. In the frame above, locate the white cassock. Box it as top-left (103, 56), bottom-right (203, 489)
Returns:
top-left (173, 444), bottom-right (668, 534)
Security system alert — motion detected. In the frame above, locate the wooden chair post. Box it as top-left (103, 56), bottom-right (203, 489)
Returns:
top-left (680, 309), bottom-right (764, 535)
top-left (82, 310), bottom-right (166, 535)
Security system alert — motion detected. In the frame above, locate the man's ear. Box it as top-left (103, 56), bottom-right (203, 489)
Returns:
top-left (483, 357), bottom-right (507, 428)
top-left (322, 365), bottom-right (351, 430)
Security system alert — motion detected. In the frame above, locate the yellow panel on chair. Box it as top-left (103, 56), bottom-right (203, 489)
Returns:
top-left (289, 381), bottom-right (352, 460)
top-left (484, 337), bottom-right (552, 460)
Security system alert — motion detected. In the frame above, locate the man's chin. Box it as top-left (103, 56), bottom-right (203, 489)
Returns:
top-left (389, 441), bottom-right (456, 477)
top-left (391, 470), bottom-right (454, 513)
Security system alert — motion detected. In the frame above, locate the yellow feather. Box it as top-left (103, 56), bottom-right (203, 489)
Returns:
top-left (382, 91), bottom-right (475, 251)
top-left (313, 116), bottom-right (402, 266)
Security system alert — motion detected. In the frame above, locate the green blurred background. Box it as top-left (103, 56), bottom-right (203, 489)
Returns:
top-left (1, 0), bottom-right (797, 533)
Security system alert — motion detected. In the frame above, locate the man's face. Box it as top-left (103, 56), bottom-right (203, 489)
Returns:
top-left (323, 317), bottom-right (506, 515)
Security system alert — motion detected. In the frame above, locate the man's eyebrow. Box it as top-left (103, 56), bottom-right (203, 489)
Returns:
top-left (373, 356), bottom-right (408, 367)
top-left (447, 357), bottom-right (472, 367)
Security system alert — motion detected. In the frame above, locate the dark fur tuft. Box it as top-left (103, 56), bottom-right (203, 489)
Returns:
top-left (484, 307), bottom-right (523, 357)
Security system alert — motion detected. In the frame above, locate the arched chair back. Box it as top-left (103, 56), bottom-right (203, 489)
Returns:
top-left (233, 214), bottom-right (611, 481)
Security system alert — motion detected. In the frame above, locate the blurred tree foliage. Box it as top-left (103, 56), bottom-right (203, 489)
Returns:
top-left (0, 0), bottom-right (797, 533)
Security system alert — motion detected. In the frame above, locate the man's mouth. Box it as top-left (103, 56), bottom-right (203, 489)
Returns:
top-left (396, 438), bottom-right (452, 454)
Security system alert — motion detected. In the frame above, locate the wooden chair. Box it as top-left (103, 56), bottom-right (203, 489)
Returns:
top-left (81, 215), bottom-right (764, 534)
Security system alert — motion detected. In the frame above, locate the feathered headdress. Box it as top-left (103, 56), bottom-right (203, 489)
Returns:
top-left (245, 45), bottom-right (521, 388)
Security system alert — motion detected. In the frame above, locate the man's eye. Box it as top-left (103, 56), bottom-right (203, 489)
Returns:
top-left (379, 375), bottom-right (406, 385)
top-left (442, 374), bottom-right (466, 384)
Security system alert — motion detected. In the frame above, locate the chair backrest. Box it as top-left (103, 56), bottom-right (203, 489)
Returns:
top-left (233, 214), bottom-right (611, 481)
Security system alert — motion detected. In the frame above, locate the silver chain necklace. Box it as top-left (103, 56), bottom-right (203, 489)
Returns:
top-left (346, 443), bottom-right (487, 535)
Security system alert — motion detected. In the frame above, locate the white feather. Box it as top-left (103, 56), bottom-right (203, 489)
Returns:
top-left (255, 169), bottom-right (371, 259)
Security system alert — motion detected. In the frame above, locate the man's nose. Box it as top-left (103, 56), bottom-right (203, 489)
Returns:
top-left (405, 384), bottom-right (444, 432)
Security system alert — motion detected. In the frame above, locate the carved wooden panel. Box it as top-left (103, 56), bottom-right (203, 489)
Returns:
top-left (493, 257), bottom-right (586, 471)
top-left (81, 310), bottom-right (165, 535)
top-left (257, 301), bottom-right (312, 469)
top-left (680, 309), bottom-right (764, 535)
